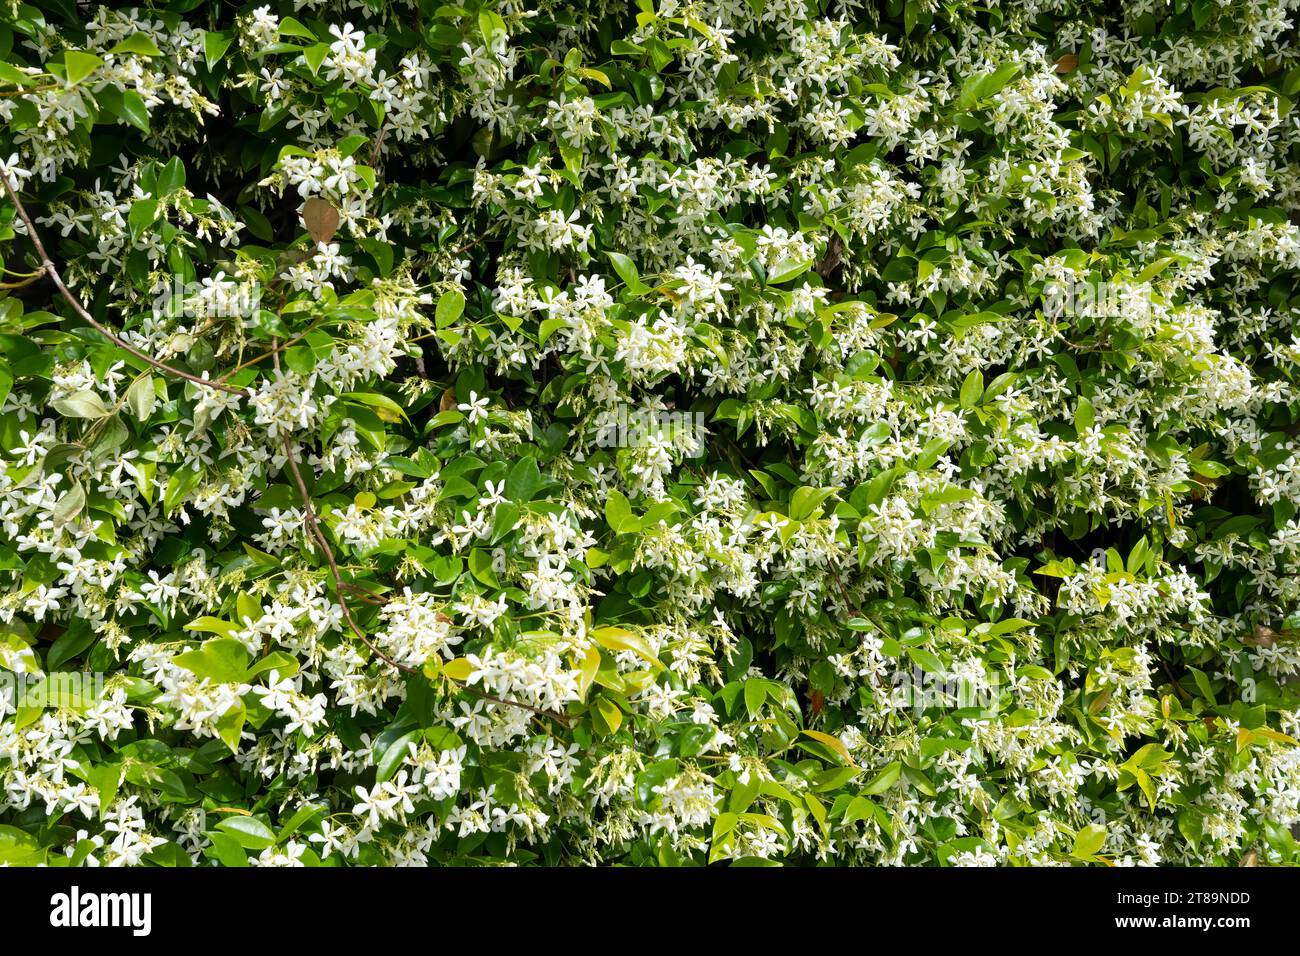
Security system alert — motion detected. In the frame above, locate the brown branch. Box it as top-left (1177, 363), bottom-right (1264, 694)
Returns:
top-left (369, 119), bottom-right (389, 166)
top-left (0, 170), bottom-right (245, 396)
top-left (280, 435), bottom-right (572, 727)
top-left (1156, 653), bottom-right (1192, 702)
top-left (216, 321), bottom-right (321, 384)
top-left (340, 581), bottom-right (390, 605)
top-left (469, 688), bottom-right (574, 725)
top-left (0, 85), bottom-right (58, 98)
top-left (829, 571), bottom-right (888, 634)
top-left (2, 166), bottom-right (571, 730)
top-left (280, 434), bottom-right (412, 673)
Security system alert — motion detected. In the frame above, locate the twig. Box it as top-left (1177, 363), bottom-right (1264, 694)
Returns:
top-left (3, 167), bottom-right (570, 729)
top-left (0, 85), bottom-right (58, 98)
top-left (1157, 654), bottom-right (1192, 702)
top-left (216, 320), bottom-right (321, 383)
top-left (369, 120), bottom-right (389, 166)
top-left (281, 434), bottom-right (571, 726)
top-left (0, 170), bottom-right (245, 396)
top-left (830, 571), bottom-right (889, 634)
top-left (340, 581), bottom-right (390, 605)
top-left (470, 688), bottom-right (574, 724)
top-left (279, 434), bottom-right (411, 672)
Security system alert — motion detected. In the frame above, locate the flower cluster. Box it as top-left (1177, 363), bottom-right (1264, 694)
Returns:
top-left (0, 0), bottom-right (1297, 868)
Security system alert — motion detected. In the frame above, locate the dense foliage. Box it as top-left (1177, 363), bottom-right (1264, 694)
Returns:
top-left (0, 0), bottom-right (1298, 867)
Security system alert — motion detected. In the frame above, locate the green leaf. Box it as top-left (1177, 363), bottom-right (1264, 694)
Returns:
top-left (800, 729), bottom-right (855, 765)
top-left (128, 198), bottom-right (159, 241)
top-left (436, 288), bottom-right (466, 327)
top-left (109, 34), bottom-right (162, 57)
top-left (375, 729), bottom-right (419, 783)
top-left (186, 616), bottom-right (240, 637)
top-left (276, 17), bottom-right (318, 41)
top-left (607, 251), bottom-right (648, 294)
top-left (906, 646), bottom-right (944, 674)
top-left (0, 63), bottom-right (30, 87)
top-left (244, 651), bottom-right (300, 681)
top-left (804, 793), bottom-right (829, 837)
top-left (303, 43), bottom-right (330, 76)
top-left (156, 157), bottom-right (186, 194)
top-left (861, 761), bottom-right (902, 796)
top-left (592, 696), bottom-right (623, 736)
top-left (813, 766), bottom-right (861, 792)
top-left (467, 548), bottom-right (498, 587)
top-left (766, 258), bottom-right (814, 284)
top-left (52, 390), bottom-right (109, 419)
top-left (63, 51), bottom-right (104, 85)
top-left (276, 804), bottom-right (325, 844)
top-left (90, 764), bottom-right (125, 822)
top-left (163, 466), bottom-right (203, 516)
top-left (915, 438), bottom-right (950, 471)
top-left (591, 626), bottom-right (663, 672)
top-left (204, 31), bottom-right (235, 70)
top-left (506, 456), bottom-right (545, 501)
top-left (1072, 823), bottom-right (1107, 860)
top-left (216, 815), bottom-right (275, 850)
top-left (1074, 396), bottom-right (1095, 433)
top-left (343, 391), bottom-right (408, 423)
top-left (604, 489), bottom-right (636, 533)
top-left (789, 485), bottom-right (835, 521)
top-left (844, 795), bottom-right (875, 826)
top-left (1188, 667), bottom-right (1216, 704)
top-left (0, 825), bottom-right (44, 865)
top-left (52, 480), bottom-right (85, 526)
top-left (125, 375), bottom-right (157, 421)
top-left (215, 700), bottom-right (247, 753)
top-left (489, 501), bottom-right (520, 544)
top-left (538, 316), bottom-right (567, 345)
top-left (1133, 767), bottom-right (1156, 809)
top-left (117, 89), bottom-right (148, 132)
top-left (0, 636), bottom-right (40, 675)
top-left (174, 638), bottom-right (252, 684)
top-left (47, 624), bottom-right (96, 669)
top-left (206, 831), bottom-right (248, 867)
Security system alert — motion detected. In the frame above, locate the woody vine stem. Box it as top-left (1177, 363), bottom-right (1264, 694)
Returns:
top-left (0, 169), bottom-right (570, 728)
